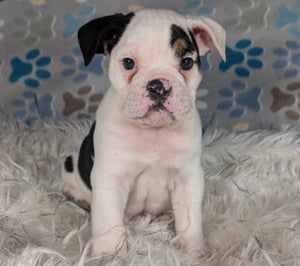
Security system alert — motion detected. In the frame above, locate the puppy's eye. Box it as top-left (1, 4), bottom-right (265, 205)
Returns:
top-left (180, 57), bottom-right (194, 70)
top-left (122, 58), bottom-right (136, 70)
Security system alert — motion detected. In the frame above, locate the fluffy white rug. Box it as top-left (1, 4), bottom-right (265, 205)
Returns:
top-left (1, 120), bottom-right (300, 266)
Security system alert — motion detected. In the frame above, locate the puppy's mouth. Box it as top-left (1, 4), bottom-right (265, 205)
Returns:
top-left (132, 103), bottom-right (176, 128)
top-left (145, 103), bottom-right (175, 118)
top-left (148, 103), bottom-right (171, 113)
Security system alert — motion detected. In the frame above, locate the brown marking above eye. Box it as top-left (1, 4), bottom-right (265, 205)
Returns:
top-left (173, 38), bottom-right (188, 57)
top-left (170, 24), bottom-right (197, 61)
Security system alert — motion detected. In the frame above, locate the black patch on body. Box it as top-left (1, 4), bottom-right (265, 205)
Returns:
top-left (78, 122), bottom-right (96, 190)
top-left (78, 12), bottom-right (134, 66)
top-left (64, 156), bottom-right (74, 173)
top-left (170, 24), bottom-right (201, 68)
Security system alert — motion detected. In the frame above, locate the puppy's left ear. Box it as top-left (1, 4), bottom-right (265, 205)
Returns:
top-left (78, 12), bottom-right (134, 66)
top-left (188, 16), bottom-right (226, 61)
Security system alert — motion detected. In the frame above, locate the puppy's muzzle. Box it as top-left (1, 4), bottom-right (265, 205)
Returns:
top-left (146, 79), bottom-right (172, 104)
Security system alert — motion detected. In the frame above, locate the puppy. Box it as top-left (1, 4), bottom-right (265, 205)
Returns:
top-left (62, 8), bottom-right (226, 256)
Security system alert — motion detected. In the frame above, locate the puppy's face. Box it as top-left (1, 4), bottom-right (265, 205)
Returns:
top-left (78, 9), bottom-right (226, 128)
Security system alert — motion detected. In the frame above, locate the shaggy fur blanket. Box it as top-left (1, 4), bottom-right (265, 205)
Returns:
top-left (1, 120), bottom-right (300, 266)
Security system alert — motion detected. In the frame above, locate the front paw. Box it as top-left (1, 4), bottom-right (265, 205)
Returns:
top-left (91, 235), bottom-right (127, 256)
top-left (174, 233), bottom-right (206, 253)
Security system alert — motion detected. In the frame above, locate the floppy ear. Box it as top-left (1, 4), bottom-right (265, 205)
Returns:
top-left (78, 12), bottom-right (134, 66)
top-left (188, 16), bottom-right (226, 61)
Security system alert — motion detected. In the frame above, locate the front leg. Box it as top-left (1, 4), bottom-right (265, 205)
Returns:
top-left (90, 162), bottom-right (131, 256)
top-left (171, 159), bottom-right (205, 252)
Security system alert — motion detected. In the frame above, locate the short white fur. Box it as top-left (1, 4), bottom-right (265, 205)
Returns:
top-left (62, 8), bottom-right (226, 256)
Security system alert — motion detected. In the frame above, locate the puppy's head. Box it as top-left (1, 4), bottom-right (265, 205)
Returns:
top-left (78, 9), bottom-right (226, 128)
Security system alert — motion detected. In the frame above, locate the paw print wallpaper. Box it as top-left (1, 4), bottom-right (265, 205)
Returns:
top-left (0, 0), bottom-right (300, 131)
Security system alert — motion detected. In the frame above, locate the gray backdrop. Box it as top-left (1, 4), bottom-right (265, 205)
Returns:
top-left (0, 0), bottom-right (299, 131)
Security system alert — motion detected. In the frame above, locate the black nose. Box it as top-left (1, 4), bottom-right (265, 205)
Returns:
top-left (146, 79), bottom-right (171, 103)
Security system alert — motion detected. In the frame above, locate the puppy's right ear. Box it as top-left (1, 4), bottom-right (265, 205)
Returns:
top-left (78, 12), bottom-right (134, 66)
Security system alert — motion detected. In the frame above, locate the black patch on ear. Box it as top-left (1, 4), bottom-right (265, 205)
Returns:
top-left (78, 12), bottom-right (134, 66)
top-left (170, 24), bottom-right (196, 57)
top-left (65, 156), bottom-right (74, 173)
top-left (78, 122), bottom-right (96, 190)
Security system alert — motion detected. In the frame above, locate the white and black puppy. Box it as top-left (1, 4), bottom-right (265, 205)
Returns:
top-left (62, 9), bottom-right (226, 256)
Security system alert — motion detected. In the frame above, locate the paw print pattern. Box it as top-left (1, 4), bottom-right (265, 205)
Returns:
top-left (9, 49), bottom-right (52, 88)
top-left (174, 1), bottom-right (214, 16)
top-left (62, 85), bottom-right (103, 119)
top-left (61, 47), bottom-right (104, 83)
top-left (19, 0), bottom-right (46, 5)
top-left (276, 1), bottom-right (300, 38)
top-left (11, 91), bottom-right (54, 126)
top-left (127, 5), bottom-right (144, 12)
top-left (0, 59), bottom-right (3, 80)
top-left (196, 88), bottom-right (208, 110)
top-left (217, 80), bottom-right (261, 119)
top-left (219, 39), bottom-right (264, 78)
top-left (223, 0), bottom-right (269, 36)
top-left (0, 19), bottom-right (4, 40)
top-left (273, 41), bottom-right (300, 78)
top-left (63, 5), bottom-right (96, 38)
top-left (29, 0), bottom-right (46, 5)
top-left (271, 83), bottom-right (300, 121)
top-left (200, 53), bottom-right (210, 72)
top-left (12, 9), bottom-right (55, 46)
top-left (232, 122), bottom-right (249, 132)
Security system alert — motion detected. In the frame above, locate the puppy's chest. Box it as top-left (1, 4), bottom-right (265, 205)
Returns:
top-left (126, 164), bottom-right (176, 216)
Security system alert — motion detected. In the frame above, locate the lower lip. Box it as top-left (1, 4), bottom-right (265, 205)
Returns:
top-left (145, 107), bottom-right (172, 119)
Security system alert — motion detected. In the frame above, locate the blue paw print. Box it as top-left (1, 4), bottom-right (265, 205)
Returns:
top-left (61, 47), bottom-right (104, 83)
top-left (11, 91), bottom-right (54, 126)
top-left (200, 53), bottom-right (210, 72)
top-left (0, 59), bottom-right (2, 80)
top-left (63, 5), bottom-right (97, 38)
top-left (276, 2), bottom-right (300, 38)
top-left (174, 0), bottom-right (214, 16)
top-left (273, 41), bottom-right (300, 78)
top-left (217, 80), bottom-right (261, 119)
top-left (219, 39), bottom-right (264, 78)
top-left (9, 49), bottom-right (51, 88)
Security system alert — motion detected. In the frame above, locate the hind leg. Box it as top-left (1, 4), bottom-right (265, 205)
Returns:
top-left (62, 123), bottom-right (95, 211)
top-left (62, 155), bottom-right (92, 211)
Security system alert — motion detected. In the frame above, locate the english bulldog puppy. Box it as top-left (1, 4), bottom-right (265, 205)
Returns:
top-left (62, 8), bottom-right (226, 256)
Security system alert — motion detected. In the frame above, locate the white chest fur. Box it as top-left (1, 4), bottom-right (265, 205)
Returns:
top-left (94, 110), bottom-right (201, 218)
top-left (125, 164), bottom-right (172, 217)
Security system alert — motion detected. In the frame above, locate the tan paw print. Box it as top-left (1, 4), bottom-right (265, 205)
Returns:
top-left (270, 82), bottom-right (300, 121)
top-left (62, 85), bottom-right (103, 119)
